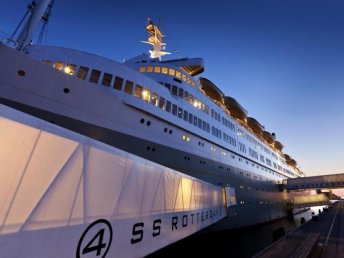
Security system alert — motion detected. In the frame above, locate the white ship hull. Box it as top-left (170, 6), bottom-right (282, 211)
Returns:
top-left (0, 43), bottom-right (294, 230)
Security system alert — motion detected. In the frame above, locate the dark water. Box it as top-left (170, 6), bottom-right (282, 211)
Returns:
top-left (147, 206), bottom-right (323, 258)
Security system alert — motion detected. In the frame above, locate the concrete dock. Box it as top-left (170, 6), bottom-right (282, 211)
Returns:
top-left (254, 200), bottom-right (344, 258)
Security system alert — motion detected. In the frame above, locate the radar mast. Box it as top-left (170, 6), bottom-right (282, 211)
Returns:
top-left (141, 18), bottom-right (170, 60)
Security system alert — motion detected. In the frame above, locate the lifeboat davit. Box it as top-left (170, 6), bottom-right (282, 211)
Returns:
top-left (262, 131), bottom-right (274, 144)
top-left (224, 96), bottom-right (247, 121)
top-left (199, 77), bottom-right (224, 103)
top-left (247, 117), bottom-right (264, 136)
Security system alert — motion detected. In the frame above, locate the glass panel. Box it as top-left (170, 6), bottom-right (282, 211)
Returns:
top-left (147, 66), bottom-right (153, 72)
top-left (139, 66), bottom-right (146, 72)
top-left (176, 71), bottom-right (181, 78)
top-left (182, 74), bottom-right (186, 81)
top-left (165, 83), bottom-right (171, 91)
top-left (151, 93), bottom-right (159, 106)
top-left (178, 88), bottom-right (184, 98)
top-left (159, 97), bottom-right (165, 109)
top-left (102, 73), bottom-right (113, 87)
top-left (113, 76), bottom-right (124, 90)
top-left (77, 66), bottom-right (89, 80)
top-left (154, 66), bottom-right (161, 73)
top-left (53, 61), bottom-right (64, 71)
top-left (162, 67), bottom-right (168, 74)
top-left (178, 107), bottom-right (183, 118)
top-left (89, 69), bottom-right (101, 83)
top-left (172, 85), bottom-right (178, 96)
top-left (134, 85), bottom-right (143, 98)
top-left (172, 104), bottom-right (177, 116)
top-left (183, 110), bottom-right (188, 121)
top-left (166, 101), bottom-right (171, 112)
top-left (169, 69), bottom-right (175, 76)
top-left (124, 80), bottom-right (133, 94)
top-left (142, 89), bottom-right (150, 102)
top-left (64, 64), bottom-right (76, 75)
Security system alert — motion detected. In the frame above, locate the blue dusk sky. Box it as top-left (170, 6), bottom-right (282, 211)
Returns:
top-left (1, 0), bottom-right (344, 179)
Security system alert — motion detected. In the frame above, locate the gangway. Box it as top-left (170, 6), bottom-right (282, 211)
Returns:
top-left (286, 194), bottom-right (331, 209)
top-left (283, 174), bottom-right (344, 190)
top-left (0, 105), bottom-right (233, 258)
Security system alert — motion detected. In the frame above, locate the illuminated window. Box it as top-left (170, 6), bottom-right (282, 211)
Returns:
top-left (176, 71), bottom-right (181, 78)
top-left (221, 151), bottom-right (226, 156)
top-left (53, 61), bottom-right (64, 71)
top-left (124, 80), bottom-right (133, 94)
top-left (113, 76), bottom-right (123, 90)
top-left (77, 66), bottom-right (89, 80)
top-left (63, 64), bottom-right (76, 75)
top-left (102, 73), bottom-right (113, 87)
top-left (159, 97), bottom-right (165, 109)
top-left (134, 85), bottom-right (143, 98)
top-left (162, 67), bottom-right (168, 74)
top-left (182, 135), bottom-right (191, 142)
top-left (89, 69), bottom-right (101, 83)
top-left (139, 66), bottom-right (146, 73)
top-left (210, 146), bottom-right (216, 152)
top-left (187, 78), bottom-right (191, 84)
top-left (182, 74), bottom-right (186, 81)
top-left (151, 93), bottom-right (158, 106)
top-left (169, 69), bottom-right (175, 76)
top-left (142, 89), bottom-right (150, 102)
top-left (191, 81), bottom-right (195, 87)
top-left (154, 66), bottom-right (161, 73)
top-left (147, 66), bottom-right (153, 72)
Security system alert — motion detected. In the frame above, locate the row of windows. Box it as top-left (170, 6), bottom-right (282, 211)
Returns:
top-left (249, 148), bottom-right (258, 160)
top-left (139, 66), bottom-right (196, 87)
top-left (162, 83), bottom-right (209, 114)
top-left (211, 109), bottom-right (221, 122)
top-left (47, 60), bottom-right (296, 178)
top-left (222, 116), bottom-right (236, 131)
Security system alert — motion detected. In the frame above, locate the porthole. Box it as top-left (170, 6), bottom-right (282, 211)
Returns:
top-left (63, 88), bottom-right (70, 93)
top-left (152, 148), bottom-right (155, 152)
top-left (164, 128), bottom-right (168, 132)
top-left (146, 146), bottom-right (151, 151)
top-left (168, 129), bottom-right (172, 134)
top-left (147, 121), bottom-right (151, 126)
top-left (140, 118), bottom-right (145, 124)
top-left (17, 70), bottom-right (26, 76)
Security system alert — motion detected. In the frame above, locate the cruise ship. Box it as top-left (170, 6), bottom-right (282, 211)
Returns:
top-left (0, 0), bottom-right (305, 231)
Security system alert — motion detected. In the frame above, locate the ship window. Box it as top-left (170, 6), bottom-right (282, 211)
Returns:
top-left (165, 83), bottom-right (171, 91)
top-left (63, 64), bottom-right (76, 75)
top-left (172, 104), bottom-right (177, 116)
top-left (154, 66), bottom-right (161, 73)
top-left (134, 85), bottom-right (143, 98)
top-left (77, 66), bottom-right (89, 80)
top-left (184, 91), bottom-right (189, 101)
top-left (188, 113), bottom-right (193, 124)
top-left (124, 80), bottom-right (133, 94)
top-left (171, 85), bottom-right (178, 96)
top-left (169, 69), bottom-right (175, 76)
top-left (182, 74), bottom-right (187, 81)
top-left (193, 116), bottom-right (198, 126)
top-left (142, 89), bottom-right (150, 102)
top-left (178, 88), bottom-right (184, 98)
top-left (165, 101), bottom-right (171, 112)
top-left (178, 107), bottom-right (183, 118)
top-left (187, 78), bottom-right (191, 84)
top-left (191, 81), bottom-right (195, 87)
top-left (162, 67), bottom-right (168, 74)
top-left (202, 121), bottom-right (207, 131)
top-left (198, 118), bottom-right (202, 129)
top-left (159, 97), bottom-right (165, 109)
top-left (53, 61), bottom-right (64, 71)
top-left (139, 66), bottom-right (146, 73)
top-left (176, 71), bottom-right (181, 78)
top-left (113, 76), bottom-right (124, 90)
top-left (89, 69), bottom-right (101, 83)
top-left (183, 110), bottom-right (188, 121)
top-left (102, 73), bottom-right (113, 87)
top-left (147, 66), bottom-right (153, 72)
top-left (207, 123), bottom-right (210, 133)
top-left (151, 93), bottom-right (158, 106)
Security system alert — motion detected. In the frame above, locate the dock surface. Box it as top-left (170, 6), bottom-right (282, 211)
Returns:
top-left (254, 201), bottom-right (344, 258)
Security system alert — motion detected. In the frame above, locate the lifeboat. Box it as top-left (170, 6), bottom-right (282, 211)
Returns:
top-left (284, 154), bottom-right (291, 161)
top-left (247, 117), bottom-right (264, 136)
top-left (290, 159), bottom-right (297, 167)
top-left (224, 96), bottom-right (247, 121)
top-left (199, 77), bottom-right (224, 103)
top-left (274, 141), bottom-right (284, 151)
top-left (262, 131), bottom-right (274, 144)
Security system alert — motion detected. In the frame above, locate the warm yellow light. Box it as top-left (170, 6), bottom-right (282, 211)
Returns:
top-left (142, 89), bottom-right (150, 101)
top-left (63, 66), bottom-right (71, 74)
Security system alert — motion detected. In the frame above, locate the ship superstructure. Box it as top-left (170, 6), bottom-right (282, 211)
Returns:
top-left (0, 0), bottom-right (305, 229)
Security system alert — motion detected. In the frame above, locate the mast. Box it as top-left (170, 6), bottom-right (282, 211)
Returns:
top-left (14, 0), bottom-right (53, 50)
top-left (141, 18), bottom-right (170, 60)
